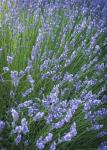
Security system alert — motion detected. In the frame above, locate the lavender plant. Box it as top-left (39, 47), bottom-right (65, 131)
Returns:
top-left (0, 0), bottom-right (107, 150)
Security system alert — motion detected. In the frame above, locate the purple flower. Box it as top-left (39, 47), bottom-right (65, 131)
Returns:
top-left (33, 112), bottom-right (44, 121)
top-left (64, 109), bottom-right (73, 122)
top-left (44, 133), bottom-right (53, 144)
top-left (62, 132), bottom-right (73, 142)
top-left (7, 56), bottom-right (13, 64)
top-left (92, 124), bottom-right (103, 131)
top-left (40, 59), bottom-right (50, 71)
top-left (64, 73), bottom-right (74, 82)
top-left (27, 75), bottom-right (35, 84)
top-left (36, 133), bottom-right (53, 150)
top-left (97, 141), bottom-right (107, 150)
top-left (25, 66), bottom-right (31, 73)
top-left (45, 114), bottom-right (53, 124)
top-left (28, 107), bottom-right (34, 117)
top-left (97, 131), bottom-right (107, 138)
top-left (21, 118), bottom-right (29, 135)
top-left (75, 82), bottom-right (80, 91)
top-left (65, 59), bottom-right (71, 66)
top-left (10, 71), bottom-right (19, 86)
top-left (17, 100), bottom-right (33, 109)
top-left (11, 109), bottom-right (19, 122)
top-left (3, 67), bottom-right (9, 72)
top-left (61, 122), bottom-right (77, 142)
top-left (36, 137), bottom-right (44, 150)
top-left (42, 72), bottom-right (51, 79)
top-left (15, 134), bottom-right (21, 145)
top-left (0, 48), bottom-right (3, 52)
top-left (95, 63), bottom-right (105, 71)
top-left (102, 95), bottom-right (107, 102)
top-left (52, 119), bottom-right (65, 129)
top-left (0, 120), bottom-right (5, 131)
top-left (50, 142), bottom-right (56, 150)
top-left (25, 59), bottom-right (32, 73)
top-left (21, 125), bottom-right (29, 135)
top-left (21, 118), bottom-right (27, 126)
top-left (19, 70), bottom-right (25, 77)
top-left (22, 88), bottom-right (33, 97)
top-left (10, 90), bottom-right (15, 97)
top-left (42, 85), bottom-right (59, 108)
top-left (14, 126), bottom-right (22, 134)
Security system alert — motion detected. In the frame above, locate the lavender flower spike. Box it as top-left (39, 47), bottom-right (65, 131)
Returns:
top-left (7, 56), bottom-right (13, 64)
top-left (15, 134), bottom-right (22, 145)
top-left (0, 120), bottom-right (5, 131)
top-left (11, 109), bottom-right (19, 122)
top-left (60, 122), bottom-right (77, 142)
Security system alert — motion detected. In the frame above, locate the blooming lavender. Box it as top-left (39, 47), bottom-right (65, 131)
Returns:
top-left (50, 142), bottom-right (56, 150)
top-left (3, 67), bottom-right (9, 72)
top-left (59, 122), bottom-right (77, 142)
top-left (11, 109), bottom-right (19, 122)
top-left (15, 134), bottom-right (22, 145)
top-left (97, 141), bottom-right (107, 150)
top-left (7, 56), bottom-right (13, 64)
top-left (22, 88), bottom-right (33, 97)
top-left (0, 0), bottom-right (107, 149)
top-left (10, 71), bottom-right (19, 86)
top-left (0, 121), bottom-right (5, 131)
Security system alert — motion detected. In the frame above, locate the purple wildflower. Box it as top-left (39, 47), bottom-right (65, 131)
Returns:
top-left (61, 122), bottom-right (77, 142)
top-left (15, 134), bottom-right (22, 145)
top-left (7, 56), bottom-right (13, 64)
top-left (14, 126), bottom-right (22, 134)
top-left (19, 70), bottom-right (25, 78)
top-left (0, 48), bottom-right (3, 52)
top-left (10, 90), bottom-right (15, 97)
top-left (97, 141), bottom-right (107, 150)
top-left (33, 112), bottom-right (44, 121)
top-left (97, 131), bottom-right (107, 138)
top-left (50, 142), bottom-right (56, 150)
top-left (20, 118), bottom-right (29, 135)
top-left (52, 119), bottom-right (65, 129)
top-left (64, 73), bottom-right (74, 82)
top-left (91, 124), bottom-right (103, 131)
top-left (27, 75), bottom-right (35, 84)
top-left (36, 137), bottom-right (44, 150)
top-left (3, 67), bottom-right (9, 72)
top-left (21, 118), bottom-right (27, 126)
top-left (21, 125), bottom-right (29, 135)
top-left (95, 63), bottom-right (105, 71)
top-left (43, 133), bottom-right (53, 144)
top-left (22, 88), bottom-right (33, 97)
top-left (0, 120), bottom-right (5, 131)
top-left (10, 71), bottom-right (19, 86)
top-left (17, 100), bottom-right (33, 109)
top-left (11, 109), bottom-right (19, 122)
top-left (25, 59), bottom-right (32, 73)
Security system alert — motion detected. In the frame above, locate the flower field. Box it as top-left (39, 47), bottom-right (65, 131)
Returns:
top-left (0, 0), bottom-right (107, 150)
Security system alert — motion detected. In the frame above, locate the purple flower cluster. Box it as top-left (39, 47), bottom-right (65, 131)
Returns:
top-left (0, 121), bottom-right (5, 131)
top-left (12, 118), bottom-right (29, 145)
top-left (11, 71), bottom-right (19, 87)
top-left (97, 141), bottom-right (107, 150)
top-left (7, 56), bottom-right (13, 64)
top-left (36, 133), bottom-right (53, 150)
top-left (0, 0), bottom-right (107, 149)
top-left (59, 122), bottom-right (77, 142)
top-left (11, 109), bottom-right (19, 122)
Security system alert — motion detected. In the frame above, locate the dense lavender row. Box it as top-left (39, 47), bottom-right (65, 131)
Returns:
top-left (0, 0), bottom-right (107, 150)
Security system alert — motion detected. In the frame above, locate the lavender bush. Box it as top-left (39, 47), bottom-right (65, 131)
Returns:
top-left (0, 0), bottom-right (107, 149)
